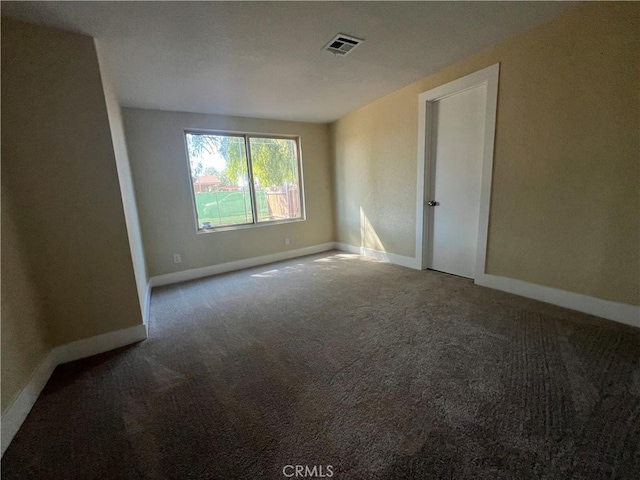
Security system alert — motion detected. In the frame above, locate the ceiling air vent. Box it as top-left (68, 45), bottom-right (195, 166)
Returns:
top-left (323, 33), bottom-right (363, 57)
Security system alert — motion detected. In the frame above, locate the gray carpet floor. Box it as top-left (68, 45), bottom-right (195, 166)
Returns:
top-left (2, 251), bottom-right (639, 479)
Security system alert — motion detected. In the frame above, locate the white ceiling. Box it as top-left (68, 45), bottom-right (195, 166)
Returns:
top-left (2, 1), bottom-right (579, 123)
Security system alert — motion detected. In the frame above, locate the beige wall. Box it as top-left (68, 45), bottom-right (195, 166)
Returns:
top-left (98, 49), bottom-right (150, 320)
top-left (1, 19), bottom-right (143, 346)
top-left (1, 190), bottom-right (51, 414)
top-left (122, 108), bottom-right (334, 277)
top-left (332, 2), bottom-right (639, 306)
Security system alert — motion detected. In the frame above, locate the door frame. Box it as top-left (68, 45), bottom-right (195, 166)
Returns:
top-left (415, 63), bottom-right (500, 279)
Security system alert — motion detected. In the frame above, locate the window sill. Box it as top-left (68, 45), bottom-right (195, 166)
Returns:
top-left (196, 217), bottom-right (306, 234)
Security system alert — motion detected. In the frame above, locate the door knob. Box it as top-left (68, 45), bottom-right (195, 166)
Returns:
top-left (427, 200), bottom-right (439, 206)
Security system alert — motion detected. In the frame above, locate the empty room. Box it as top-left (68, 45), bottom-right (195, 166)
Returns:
top-left (1, 1), bottom-right (638, 478)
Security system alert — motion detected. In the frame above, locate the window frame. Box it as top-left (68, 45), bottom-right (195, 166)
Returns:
top-left (183, 128), bottom-right (306, 233)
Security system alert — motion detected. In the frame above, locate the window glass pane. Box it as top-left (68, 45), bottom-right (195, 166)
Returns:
top-left (248, 137), bottom-right (301, 222)
top-left (185, 133), bottom-right (253, 228)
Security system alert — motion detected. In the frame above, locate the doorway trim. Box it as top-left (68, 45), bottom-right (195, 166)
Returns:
top-left (415, 63), bottom-right (500, 279)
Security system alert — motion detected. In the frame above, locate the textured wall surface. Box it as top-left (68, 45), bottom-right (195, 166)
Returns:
top-left (1, 19), bottom-right (142, 345)
top-left (0, 190), bottom-right (51, 414)
top-left (98, 52), bottom-right (149, 319)
top-left (332, 3), bottom-right (639, 305)
top-left (123, 108), bottom-right (334, 277)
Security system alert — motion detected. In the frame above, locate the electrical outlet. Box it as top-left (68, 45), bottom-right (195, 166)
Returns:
top-left (284, 238), bottom-right (290, 246)
top-left (173, 253), bottom-right (182, 264)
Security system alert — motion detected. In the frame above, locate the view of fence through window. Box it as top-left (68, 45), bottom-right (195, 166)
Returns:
top-left (185, 132), bottom-right (302, 230)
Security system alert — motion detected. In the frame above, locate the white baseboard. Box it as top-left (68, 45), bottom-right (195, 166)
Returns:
top-left (53, 324), bottom-right (148, 365)
top-left (0, 324), bottom-right (147, 456)
top-left (333, 243), bottom-right (638, 328)
top-left (149, 242), bottom-right (337, 287)
top-left (476, 273), bottom-right (639, 328)
top-left (334, 242), bottom-right (421, 270)
top-left (0, 353), bottom-right (57, 456)
top-left (143, 282), bottom-right (152, 329)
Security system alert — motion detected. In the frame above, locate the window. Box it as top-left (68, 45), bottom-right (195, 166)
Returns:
top-left (184, 131), bottom-right (304, 231)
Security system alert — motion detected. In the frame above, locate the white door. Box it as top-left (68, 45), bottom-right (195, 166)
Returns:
top-left (427, 85), bottom-right (486, 278)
